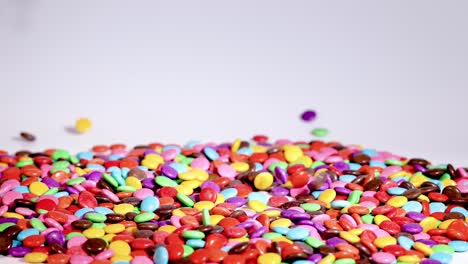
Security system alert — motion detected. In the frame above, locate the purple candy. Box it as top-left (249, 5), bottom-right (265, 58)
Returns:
top-left (65, 186), bottom-right (79, 195)
top-left (144, 149), bottom-right (157, 155)
top-left (281, 210), bottom-right (296, 218)
top-left (41, 177), bottom-right (60, 188)
top-left (226, 197), bottom-right (246, 207)
top-left (236, 221), bottom-right (255, 229)
top-left (200, 181), bottom-right (220, 192)
top-left (250, 226), bottom-right (268, 238)
top-left (141, 178), bottom-right (155, 189)
top-left (406, 212), bottom-right (426, 222)
top-left (312, 222), bottom-right (327, 232)
top-left (420, 260), bottom-right (442, 264)
top-left (0, 218), bottom-right (19, 224)
top-left (333, 162), bottom-right (350, 171)
top-left (402, 223), bottom-right (423, 234)
top-left (87, 171), bottom-right (102, 182)
top-left (301, 110), bottom-right (317, 121)
top-left (274, 166), bottom-right (288, 184)
top-left (46, 230), bottom-right (65, 246)
top-left (290, 212), bottom-right (311, 221)
top-left (416, 239), bottom-right (437, 247)
top-left (297, 220), bottom-right (315, 226)
top-left (414, 164), bottom-right (427, 173)
top-left (314, 165), bottom-right (329, 172)
top-left (335, 187), bottom-right (352, 195)
top-left (8, 246), bottom-right (31, 257)
top-left (309, 253), bottom-right (322, 263)
top-left (270, 186), bottom-right (289, 196)
top-left (161, 165), bottom-right (178, 179)
top-left (327, 237), bottom-right (347, 247)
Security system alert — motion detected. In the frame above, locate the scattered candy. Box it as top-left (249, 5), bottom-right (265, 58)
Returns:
top-left (311, 127), bottom-right (329, 137)
top-left (0, 138), bottom-right (467, 264)
top-left (75, 118), bottom-right (92, 133)
top-left (301, 110), bottom-right (317, 122)
top-left (20, 132), bottom-right (36, 142)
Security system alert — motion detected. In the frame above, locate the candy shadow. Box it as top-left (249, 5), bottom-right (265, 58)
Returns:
top-left (65, 126), bottom-right (80, 135)
top-left (11, 136), bottom-right (25, 142)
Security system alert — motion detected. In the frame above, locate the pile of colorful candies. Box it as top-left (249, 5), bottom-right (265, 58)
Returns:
top-left (0, 138), bottom-right (468, 264)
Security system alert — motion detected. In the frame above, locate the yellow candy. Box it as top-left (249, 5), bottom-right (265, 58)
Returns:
top-left (2, 212), bottom-right (24, 219)
top-left (194, 201), bottom-right (215, 211)
top-left (231, 162), bottom-right (249, 172)
top-left (210, 215), bottom-right (225, 226)
top-left (158, 225), bottom-right (176, 233)
top-left (180, 180), bottom-right (202, 189)
top-left (270, 218), bottom-right (292, 228)
top-left (141, 159), bottom-right (160, 170)
top-left (439, 219), bottom-right (455, 230)
top-left (257, 253), bottom-right (282, 264)
top-left (111, 255), bottom-right (133, 262)
top-left (24, 252), bottom-right (48, 263)
top-left (0, 162), bottom-right (8, 167)
top-left (349, 228), bottom-right (364, 236)
top-left (388, 171), bottom-right (411, 179)
top-left (125, 176), bottom-right (142, 190)
top-left (109, 240), bottom-right (131, 256)
top-left (75, 118), bottom-right (92, 133)
top-left (386, 196), bottom-right (407, 208)
top-left (29, 181), bottom-right (49, 196)
top-left (248, 200), bottom-right (268, 212)
top-left (318, 189), bottom-right (336, 204)
top-left (263, 209), bottom-right (281, 218)
top-left (283, 181), bottom-right (293, 189)
top-left (229, 237), bottom-right (250, 243)
top-left (374, 236), bottom-right (397, 248)
top-left (409, 174), bottom-right (428, 188)
top-left (419, 216), bottom-right (439, 232)
top-left (442, 179), bottom-right (456, 187)
top-left (417, 194), bottom-right (430, 202)
top-left (252, 145), bottom-right (267, 153)
top-left (83, 227), bottom-right (105, 238)
top-left (175, 185), bottom-right (193, 195)
top-left (172, 209), bottom-right (186, 217)
top-left (144, 154), bottom-right (164, 163)
top-left (103, 234), bottom-right (116, 242)
top-left (284, 145), bottom-right (303, 163)
top-left (104, 224), bottom-right (125, 234)
top-left (231, 138), bottom-right (241, 153)
top-left (254, 172), bottom-right (274, 190)
top-left (214, 193), bottom-right (225, 204)
top-left (271, 236), bottom-right (293, 244)
top-left (295, 155), bottom-right (313, 168)
top-left (126, 227), bottom-right (137, 233)
top-left (318, 254), bottom-right (336, 264)
top-left (192, 168), bottom-right (209, 181)
top-left (339, 231), bottom-right (360, 243)
top-left (374, 215), bottom-right (390, 225)
top-left (75, 167), bottom-right (86, 176)
top-left (413, 242), bottom-right (434, 256)
top-left (397, 255), bottom-right (421, 263)
top-left (114, 203), bottom-right (135, 215)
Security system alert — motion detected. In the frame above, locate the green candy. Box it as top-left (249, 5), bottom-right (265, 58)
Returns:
top-left (103, 173), bottom-right (119, 187)
top-left (432, 244), bottom-right (455, 254)
top-left (155, 176), bottom-right (178, 187)
top-left (385, 159), bottom-right (403, 166)
top-left (176, 193), bottom-right (194, 207)
top-left (69, 155), bottom-right (79, 164)
top-left (15, 159), bottom-right (34, 168)
top-left (117, 186), bottom-right (136, 192)
top-left (362, 214), bottom-right (374, 224)
top-left (30, 218), bottom-right (47, 231)
top-left (43, 187), bottom-right (59, 196)
top-left (334, 258), bottom-right (356, 264)
top-left (183, 245), bottom-right (194, 258)
top-left (439, 173), bottom-right (452, 181)
top-left (182, 230), bottom-right (205, 239)
top-left (202, 208), bottom-right (211, 226)
top-left (67, 177), bottom-right (86, 186)
top-left (300, 203), bottom-right (321, 212)
top-left (50, 167), bottom-right (70, 174)
top-left (0, 223), bottom-right (15, 232)
top-left (268, 162), bottom-right (288, 172)
top-left (347, 190), bottom-right (363, 204)
top-left (86, 213), bottom-right (107, 223)
top-left (53, 160), bottom-right (70, 168)
top-left (37, 209), bottom-right (48, 214)
top-left (134, 212), bottom-right (156, 223)
top-left (262, 232), bottom-right (282, 240)
top-left (66, 232), bottom-right (84, 240)
top-left (92, 223), bottom-right (107, 228)
top-left (133, 207), bottom-right (141, 214)
top-left (311, 127), bottom-right (329, 137)
top-left (51, 149), bottom-right (70, 161)
top-left (305, 237), bottom-right (325, 248)
top-left (310, 161), bottom-right (325, 169)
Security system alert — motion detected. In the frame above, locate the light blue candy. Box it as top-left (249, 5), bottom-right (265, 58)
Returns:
top-left (12, 240), bottom-right (21, 247)
top-left (339, 175), bottom-right (357, 183)
top-left (137, 166), bottom-right (149, 171)
top-left (312, 191), bottom-right (322, 199)
top-left (75, 208), bottom-right (93, 218)
top-left (286, 227), bottom-right (309, 241)
top-left (369, 160), bottom-right (386, 168)
top-left (94, 206), bottom-right (114, 215)
top-left (237, 147), bottom-right (253, 156)
top-left (141, 196), bottom-right (160, 212)
top-left (221, 188), bottom-right (238, 199)
top-left (430, 252), bottom-right (453, 264)
top-left (331, 200), bottom-right (351, 209)
top-left (392, 177), bottom-right (408, 183)
top-left (186, 239), bottom-right (205, 248)
top-left (398, 236), bottom-right (414, 250)
top-left (362, 149), bottom-right (377, 157)
top-left (273, 226), bottom-right (289, 235)
top-left (348, 163), bottom-right (361, 171)
top-left (107, 166), bottom-right (121, 174)
top-left (292, 261), bottom-right (315, 264)
top-left (387, 187), bottom-right (406, 195)
top-left (248, 192), bottom-right (268, 204)
top-left (86, 164), bottom-right (105, 170)
top-left (154, 246), bottom-right (169, 264)
top-left (17, 228), bottom-right (39, 241)
top-left (184, 140), bottom-right (201, 149)
top-left (430, 202), bottom-right (446, 213)
top-left (450, 207), bottom-right (468, 217)
top-left (108, 154), bottom-right (123, 161)
top-left (113, 262), bottom-right (130, 264)
top-left (402, 201), bottom-right (423, 213)
top-left (203, 147), bottom-right (219, 160)
top-left (221, 246), bottom-right (231, 252)
top-left (254, 163), bottom-right (263, 172)
top-left (111, 170), bottom-right (125, 186)
top-left (162, 145), bottom-right (181, 154)
top-left (169, 162), bottom-right (188, 173)
top-left (77, 151), bottom-right (93, 160)
top-left (55, 191), bottom-right (70, 198)
top-left (13, 186), bottom-right (30, 194)
top-left (449, 240), bottom-right (468, 252)
top-left (121, 168), bottom-right (130, 178)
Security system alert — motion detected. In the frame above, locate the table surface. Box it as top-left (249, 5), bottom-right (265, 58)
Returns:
top-left (1, 1), bottom-right (467, 263)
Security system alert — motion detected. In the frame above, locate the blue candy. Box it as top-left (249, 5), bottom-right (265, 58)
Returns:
top-left (339, 175), bottom-right (357, 183)
top-left (237, 147), bottom-right (253, 156)
top-left (17, 228), bottom-right (39, 241)
top-left (331, 200), bottom-right (351, 209)
top-left (186, 239), bottom-right (205, 248)
top-left (169, 162), bottom-right (188, 173)
top-left (430, 252), bottom-right (453, 264)
top-left (449, 240), bottom-right (468, 252)
top-left (13, 186), bottom-right (30, 194)
top-left (75, 208), bottom-right (93, 218)
top-left (273, 226), bottom-right (289, 235)
top-left (286, 227), bottom-right (309, 241)
top-left (154, 246), bottom-right (169, 264)
top-left (450, 207), bottom-right (468, 217)
top-left (203, 147), bottom-right (219, 160)
top-left (94, 206), bottom-right (114, 215)
top-left (398, 236), bottom-right (414, 250)
top-left (220, 188), bottom-right (238, 199)
top-left (429, 202), bottom-right (446, 213)
top-left (402, 201), bottom-right (423, 213)
top-left (141, 196), bottom-right (160, 212)
top-left (248, 192), bottom-right (268, 204)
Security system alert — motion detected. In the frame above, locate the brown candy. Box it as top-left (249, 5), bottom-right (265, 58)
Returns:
top-left (0, 234), bottom-right (12, 254)
top-left (402, 188), bottom-right (422, 200)
top-left (20, 132), bottom-right (36, 141)
top-left (106, 213), bottom-right (125, 223)
top-left (351, 153), bottom-right (371, 165)
top-left (83, 238), bottom-right (107, 254)
top-left (2, 225), bottom-right (21, 239)
top-left (128, 168), bottom-right (147, 180)
top-left (228, 242), bottom-right (249, 254)
top-left (318, 245), bottom-right (336, 255)
top-left (71, 220), bottom-right (93, 230)
top-left (424, 168), bottom-right (445, 178)
top-left (442, 186), bottom-right (461, 199)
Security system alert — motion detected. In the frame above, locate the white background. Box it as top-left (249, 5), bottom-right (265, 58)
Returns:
top-left (0, 1), bottom-right (467, 263)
